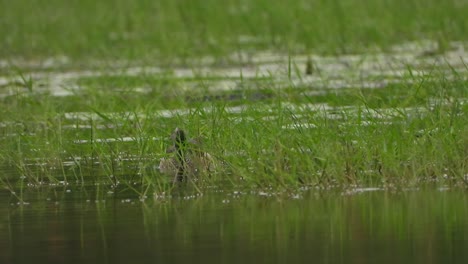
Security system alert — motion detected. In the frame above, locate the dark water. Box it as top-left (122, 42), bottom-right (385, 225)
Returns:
top-left (1, 188), bottom-right (467, 264)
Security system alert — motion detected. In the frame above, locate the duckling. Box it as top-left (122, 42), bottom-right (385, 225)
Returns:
top-left (159, 128), bottom-right (215, 182)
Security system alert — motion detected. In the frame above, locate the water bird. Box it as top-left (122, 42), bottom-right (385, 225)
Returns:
top-left (159, 128), bottom-right (215, 182)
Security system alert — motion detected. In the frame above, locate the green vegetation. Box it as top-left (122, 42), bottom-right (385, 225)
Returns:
top-left (2, 3), bottom-right (468, 264)
top-left (1, 0), bottom-right (467, 62)
top-left (0, 63), bottom-right (467, 196)
top-left (0, 0), bottom-right (467, 197)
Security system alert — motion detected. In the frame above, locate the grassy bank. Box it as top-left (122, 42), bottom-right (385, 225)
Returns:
top-left (1, 0), bottom-right (467, 62)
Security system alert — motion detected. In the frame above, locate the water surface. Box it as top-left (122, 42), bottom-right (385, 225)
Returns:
top-left (1, 188), bottom-right (467, 264)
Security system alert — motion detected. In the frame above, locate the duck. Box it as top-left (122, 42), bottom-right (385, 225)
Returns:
top-left (159, 128), bottom-right (215, 182)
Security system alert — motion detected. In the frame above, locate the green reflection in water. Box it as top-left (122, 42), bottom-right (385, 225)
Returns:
top-left (1, 189), bottom-right (467, 264)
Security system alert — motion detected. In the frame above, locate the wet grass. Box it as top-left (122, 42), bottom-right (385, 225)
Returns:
top-left (1, 5), bottom-right (467, 264)
top-left (1, 1), bottom-right (468, 199)
top-left (1, 0), bottom-right (467, 63)
top-left (0, 61), bottom-right (467, 199)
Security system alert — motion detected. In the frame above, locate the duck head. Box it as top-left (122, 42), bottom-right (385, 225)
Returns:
top-left (171, 127), bottom-right (187, 149)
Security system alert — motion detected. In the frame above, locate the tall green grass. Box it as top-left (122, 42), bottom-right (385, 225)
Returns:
top-left (0, 64), bottom-right (466, 196)
top-left (1, 0), bottom-right (467, 195)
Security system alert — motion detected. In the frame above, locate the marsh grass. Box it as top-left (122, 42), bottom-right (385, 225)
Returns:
top-left (1, 0), bottom-right (468, 198)
top-left (1, 0), bottom-right (467, 63)
top-left (1, 62), bottom-right (467, 200)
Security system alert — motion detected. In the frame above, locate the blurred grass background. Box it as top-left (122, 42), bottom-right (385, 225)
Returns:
top-left (1, 0), bottom-right (467, 61)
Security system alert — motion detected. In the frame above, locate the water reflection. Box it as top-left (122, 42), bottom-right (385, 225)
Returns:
top-left (1, 189), bottom-right (467, 263)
